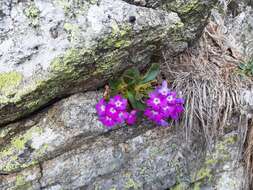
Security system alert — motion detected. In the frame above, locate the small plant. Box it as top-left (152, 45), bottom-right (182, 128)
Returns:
top-left (96, 64), bottom-right (184, 128)
top-left (239, 59), bottom-right (253, 76)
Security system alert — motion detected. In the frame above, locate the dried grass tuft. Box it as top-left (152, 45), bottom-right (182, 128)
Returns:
top-left (161, 21), bottom-right (253, 189)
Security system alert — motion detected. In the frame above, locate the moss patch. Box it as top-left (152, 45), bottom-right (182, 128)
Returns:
top-left (14, 174), bottom-right (32, 190)
top-left (0, 126), bottom-right (45, 173)
top-left (0, 72), bottom-right (22, 96)
top-left (25, 4), bottom-right (40, 26)
top-left (124, 173), bottom-right (141, 190)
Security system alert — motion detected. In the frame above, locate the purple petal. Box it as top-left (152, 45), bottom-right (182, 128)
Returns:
top-left (99, 116), bottom-right (117, 128)
top-left (109, 95), bottom-right (128, 111)
top-left (157, 80), bottom-right (170, 96)
top-left (96, 98), bottom-right (106, 116)
top-left (158, 119), bottom-right (169, 127)
top-left (126, 110), bottom-right (137, 125)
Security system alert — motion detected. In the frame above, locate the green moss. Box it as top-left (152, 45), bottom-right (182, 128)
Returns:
top-left (63, 23), bottom-right (80, 43)
top-left (25, 5), bottom-right (39, 18)
top-left (164, 0), bottom-right (217, 33)
top-left (190, 135), bottom-right (238, 189)
top-left (57, 0), bottom-right (90, 17)
top-left (195, 168), bottom-right (212, 181)
top-left (25, 4), bottom-right (40, 26)
top-left (15, 175), bottom-right (32, 190)
top-left (57, 0), bottom-right (71, 13)
top-left (177, 0), bottom-right (199, 15)
top-left (193, 182), bottom-right (201, 190)
top-left (0, 72), bottom-right (22, 96)
top-left (224, 135), bottom-right (237, 144)
top-left (124, 178), bottom-right (140, 190)
top-left (101, 23), bottom-right (132, 49)
top-left (170, 183), bottom-right (187, 190)
top-left (0, 126), bottom-right (44, 173)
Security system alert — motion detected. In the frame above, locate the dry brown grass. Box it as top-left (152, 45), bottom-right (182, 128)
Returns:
top-left (161, 21), bottom-right (253, 189)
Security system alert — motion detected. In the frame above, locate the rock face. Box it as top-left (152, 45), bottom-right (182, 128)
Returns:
top-left (213, 0), bottom-right (253, 59)
top-left (1, 0), bottom-right (250, 190)
top-left (227, 7), bottom-right (253, 59)
top-left (0, 91), bottom-right (245, 190)
top-left (0, 0), bottom-right (217, 125)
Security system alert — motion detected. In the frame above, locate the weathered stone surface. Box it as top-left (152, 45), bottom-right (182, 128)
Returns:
top-left (226, 8), bottom-right (253, 59)
top-left (0, 91), bottom-right (246, 190)
top-left (212, 0), bottom-right (253, 59)
top-left (0, 0), bottom-right (217, 125)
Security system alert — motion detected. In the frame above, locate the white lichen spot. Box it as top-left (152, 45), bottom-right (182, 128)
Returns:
top-left (31, 128), bottom-right (59, 149)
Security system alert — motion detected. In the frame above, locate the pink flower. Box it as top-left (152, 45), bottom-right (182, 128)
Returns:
top-left (144, 80), bottom-right (185, 126)
top-left (144, 108), bottom-right (163, 123)
top-left (161, 105), bottom-right (175, 118)
top-left (126, 110), bottom-right (137, 125)
top-left (96, 94), bottom-right (138, 128)
top-left (99, 115), bottom-right (116, 128)
top-left (176, 98), bottom-right (184, 104)
top-left (158, 119), bottom-right (169, 127)
top-left (95, 98), bottom-right (106, 116)
top-left (166, 91), bottom-right (177, 105)
top-left (157, 80), bottom-right (170, 97)
top-left (117, 111), bottom-right (129, 123)
top-left (105, 104), bottom-right (119, 120)
top-left (109, 95), bottom-right (127, 111)
top-left (170, 104), bottom-right (184, 120)
top-left (146, 92), bottom-right (166, 110)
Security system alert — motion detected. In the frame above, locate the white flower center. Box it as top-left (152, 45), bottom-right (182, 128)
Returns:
top-left (106, 116), bottom-right (112, 121)
top-left (115, 100), bottom-right (122, 107)
top-left (153, 98), bottom-right (160, 105)
top-left (110, 107), bottom-right (116, 114)
top-left (167, 96), bottom-right (173, 102)
top-left (160, 88), bottom-right (168, 95)
top-left (101, 105), bottom-right (105, 111)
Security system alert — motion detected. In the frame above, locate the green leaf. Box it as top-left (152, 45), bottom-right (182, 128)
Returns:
top-left (135, 101), bottom-right (146, 111)
top-left (109, 79), bottom-right (120, 90)
top-left (250, 67), bottom-right (253, 75)
top-left (126, 91), bottom-right (145, 111)
top-left (122, 67), bottom-right (140, 85)
top-left (141, 63), bottom-right (159, 84)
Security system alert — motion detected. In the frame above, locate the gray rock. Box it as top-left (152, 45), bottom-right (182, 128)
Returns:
top-left (226, 7), bottom-right (253, 59)
top-left (0, 0), bottom-right (217, 125)
top-left (213, 0), bottom-right (253, 59)
top-left (0, 91), bottom-right (245, 190)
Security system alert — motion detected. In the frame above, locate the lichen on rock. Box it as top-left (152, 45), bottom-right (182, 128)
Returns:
top-left (0, 0), bottom-right (216, 125)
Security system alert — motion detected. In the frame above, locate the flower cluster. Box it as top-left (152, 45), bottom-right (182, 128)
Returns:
top-left (96, 80), bottom-right (184, 128)
top-left (96, 95), bottom-right (137, 128)
top-left (144, 81), bottom-right (184, 127)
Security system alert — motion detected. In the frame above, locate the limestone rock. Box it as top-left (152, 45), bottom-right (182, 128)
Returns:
top-left (0, 0), bottom-right (217, 125)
